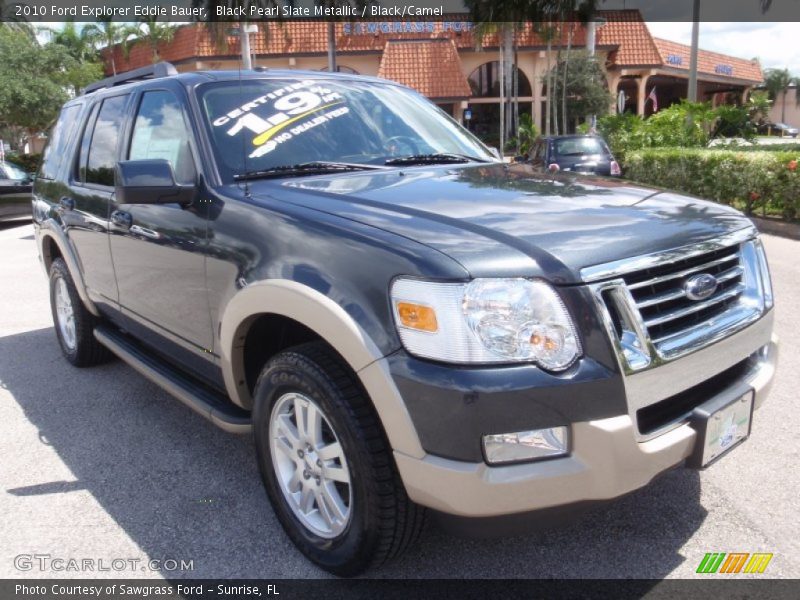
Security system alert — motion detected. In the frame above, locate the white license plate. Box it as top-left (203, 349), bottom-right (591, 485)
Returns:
top-left (699, 392), bottom-right (753, 466)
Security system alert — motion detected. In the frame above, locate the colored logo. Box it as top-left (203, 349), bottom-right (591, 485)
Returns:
top-left (684, 273), bottom-right (718, 301)
top-left (696, 552), bottom-right (773, 574)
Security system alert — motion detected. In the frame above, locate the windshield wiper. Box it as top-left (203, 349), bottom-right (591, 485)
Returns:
top-left (384, 153), bottom-right (490, 166)
top-left (234, 161), bottom-right (379, 181)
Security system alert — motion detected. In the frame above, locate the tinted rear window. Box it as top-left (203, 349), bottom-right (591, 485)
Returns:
top-left (84, 95), bottom-right (128, 187)
top-left (39, 104), bottom-right (82, 180)
top-left (554, 137), bottom-right (607, 156)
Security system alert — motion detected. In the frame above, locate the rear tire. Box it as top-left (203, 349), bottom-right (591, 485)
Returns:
top-left (48, 258), bottom-right (111, 367)
top-left (252, 342), bottom-right (426, 576)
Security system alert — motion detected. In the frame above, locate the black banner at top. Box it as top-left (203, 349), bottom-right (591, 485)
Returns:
top-left (1, 0), bottom-right (800, 23)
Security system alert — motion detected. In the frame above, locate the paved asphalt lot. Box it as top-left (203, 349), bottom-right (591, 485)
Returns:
top-left (1, 219), bottom-right (798, 580)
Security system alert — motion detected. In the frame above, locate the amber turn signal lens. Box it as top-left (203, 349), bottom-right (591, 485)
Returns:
top-left (396, 302), bottom-right (438, 332)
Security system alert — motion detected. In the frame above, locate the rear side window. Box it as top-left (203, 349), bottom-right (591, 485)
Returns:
top-left (128, 90), bottom-right (196, 184)
top-left (83, 95), bottom-right (128, 187)
top-left (39, 104), bottom-right (82, 180)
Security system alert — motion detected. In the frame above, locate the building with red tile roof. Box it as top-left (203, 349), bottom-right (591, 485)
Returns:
top-left (103, 10), bottom-right (763, 137)
top-left (377, 39), bottom-right (471, 100)
top-left (651, 37), bottom-right (762, 83)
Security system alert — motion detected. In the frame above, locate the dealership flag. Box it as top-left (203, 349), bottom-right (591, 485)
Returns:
top-left (647, 87), bottom-right (658, 112)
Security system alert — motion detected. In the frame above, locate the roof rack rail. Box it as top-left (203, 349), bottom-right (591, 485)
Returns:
top-left (82, 62), bottom-right (178, 95)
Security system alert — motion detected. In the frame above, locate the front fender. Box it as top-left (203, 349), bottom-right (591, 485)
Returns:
top-left (219, 279), bottom-right (425, 458)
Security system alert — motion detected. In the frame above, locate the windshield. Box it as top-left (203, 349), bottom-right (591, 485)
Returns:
top-left (554, 137), bottom-right (608, 156)
top-left (198, 79), bottom-right (495, 181)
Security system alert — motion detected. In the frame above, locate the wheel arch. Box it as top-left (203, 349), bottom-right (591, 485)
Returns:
top-left (38, 221), bottom-right (101, 317)
top-left (220, 279), bottom-right (425, 458)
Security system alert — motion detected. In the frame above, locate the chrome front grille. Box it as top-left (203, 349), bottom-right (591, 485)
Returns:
top-left (622, 244), bottom-right (744, 346)
top-left (582, 227), bottom-right (774, 439)
top-left (583, 228), bottom-right (771, 373)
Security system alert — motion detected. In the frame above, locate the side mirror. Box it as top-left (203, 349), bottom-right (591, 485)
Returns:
top-left (115, 159), bottom-right (194, 206)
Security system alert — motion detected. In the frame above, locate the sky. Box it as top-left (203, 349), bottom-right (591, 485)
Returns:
top-left (645, 22), bottom-right (799, 72)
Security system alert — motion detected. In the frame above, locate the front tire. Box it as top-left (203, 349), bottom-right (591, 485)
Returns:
top-left (48, 258), bottom-right (110, 367)
top-left (252, 342), bottom-right (426, 576)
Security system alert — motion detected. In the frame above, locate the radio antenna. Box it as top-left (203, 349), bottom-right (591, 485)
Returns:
top-left (237, 31), bottom-right (251, 198)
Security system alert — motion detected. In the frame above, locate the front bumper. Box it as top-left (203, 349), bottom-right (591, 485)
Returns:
top-left (394, 333), bottom-right (777, 518)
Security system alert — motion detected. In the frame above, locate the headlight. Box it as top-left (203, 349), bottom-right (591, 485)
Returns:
top-left (391, 277), bottom-right (581, 370)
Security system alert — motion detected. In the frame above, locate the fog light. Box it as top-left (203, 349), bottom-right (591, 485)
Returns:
top-left (483, 427), bottom-right (568, 464)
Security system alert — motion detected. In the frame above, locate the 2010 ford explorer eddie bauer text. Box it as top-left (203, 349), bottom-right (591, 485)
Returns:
top-left (32, 64), bottom-right (778, 576)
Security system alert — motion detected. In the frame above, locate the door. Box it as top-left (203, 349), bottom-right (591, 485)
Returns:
top-left (67, 94), bottom-right (130, 309)
top-left (108, 88), bottom-right (213, 355)
top-left (0, 162), bottom-right (32, 219)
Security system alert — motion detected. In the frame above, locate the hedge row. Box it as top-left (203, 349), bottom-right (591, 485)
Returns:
top-left (707, 143), bottom-right (800, 153)
top-left (624, 148), bottom-right (800, 220)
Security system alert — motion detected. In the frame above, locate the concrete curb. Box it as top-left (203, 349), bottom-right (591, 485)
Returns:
top-left (750, 216), bottom-right (800, 241)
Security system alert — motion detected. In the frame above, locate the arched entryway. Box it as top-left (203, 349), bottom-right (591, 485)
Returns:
top-left (468, 60), bottom-right (532, 98)
top-left (616, 77), bottom-right (640, 115)
top-left (466, 61), bottom-right (533, 147)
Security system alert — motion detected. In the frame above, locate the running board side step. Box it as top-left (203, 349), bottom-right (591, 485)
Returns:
top-left (94, 326), bottom-right (252, 434)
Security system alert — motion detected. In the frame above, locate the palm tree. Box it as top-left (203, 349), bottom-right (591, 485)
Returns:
top-left (467, 1), bottom-right (586, 142)
top-left (537, 21), bottom-right (558, 136)
top-left (472, 18), bottom-right (532, 151)
top-left (764, 68), bottom-right (793, 124)
top-left (195, 1), bottom-right (285, 68)
top-left (51, 21), bottom-right (98, 62)
top-left (467, 1), bottom-right (546, 152)
top-left (316, 1), bottom-right (373, 73)
top-left (128, 17), bottom-right (176, 63)
top-left (83, 17), bottom-right (130, 75)
top-left (688, 0), bottom-right (774, 104)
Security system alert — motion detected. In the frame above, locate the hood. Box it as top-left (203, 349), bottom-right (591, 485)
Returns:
top-left (252, 163), bottom-right (753, 284)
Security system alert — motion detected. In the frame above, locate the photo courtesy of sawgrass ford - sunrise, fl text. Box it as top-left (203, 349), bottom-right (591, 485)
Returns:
top-left (1, 0), bottom-right (799, 598)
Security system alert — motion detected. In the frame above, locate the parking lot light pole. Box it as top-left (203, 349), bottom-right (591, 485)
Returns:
top-left (241, 23), bottom-right (258, 70)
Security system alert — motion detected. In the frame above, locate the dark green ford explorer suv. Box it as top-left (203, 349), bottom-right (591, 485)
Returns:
top-left (32, 63), bottom-right (777, 576)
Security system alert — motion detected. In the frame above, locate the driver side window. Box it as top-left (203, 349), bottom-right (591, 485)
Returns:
top-left (129, 90), bottom-right (196, 185)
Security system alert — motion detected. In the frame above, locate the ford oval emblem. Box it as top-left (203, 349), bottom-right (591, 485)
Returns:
top-left (684, 273), bottom-right (718, 301)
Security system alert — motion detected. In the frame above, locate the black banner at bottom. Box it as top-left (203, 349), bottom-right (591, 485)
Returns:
top-left (2, 579), bottom-right (799, 600)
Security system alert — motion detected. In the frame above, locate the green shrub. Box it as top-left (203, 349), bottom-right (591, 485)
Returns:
top-left (625, 148), bottom-right (800, 220)
top-left (597, 101), bottom-right (716, 164)
top-left (5, 152), bottom-right (42, 174)
top-left (516, 113), bottom-right (539, 157)
top-left (596, 113), bottom-right (647, 163)
top-left (712, 104), bottom-right (756, 140)
top-left (598, 101), bottom-right (776, 165)
top-left (708, 143), bottom-right (800, 153)
top-left (644, 101), bottom-right (716, 147)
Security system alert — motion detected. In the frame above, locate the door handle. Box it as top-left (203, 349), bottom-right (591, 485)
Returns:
top-left (59, 197), bottom-right (75, 211)
top-left (129, 225), bottom-right (161, 240)
top-left (111, 210), bottom-right (132, 229)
